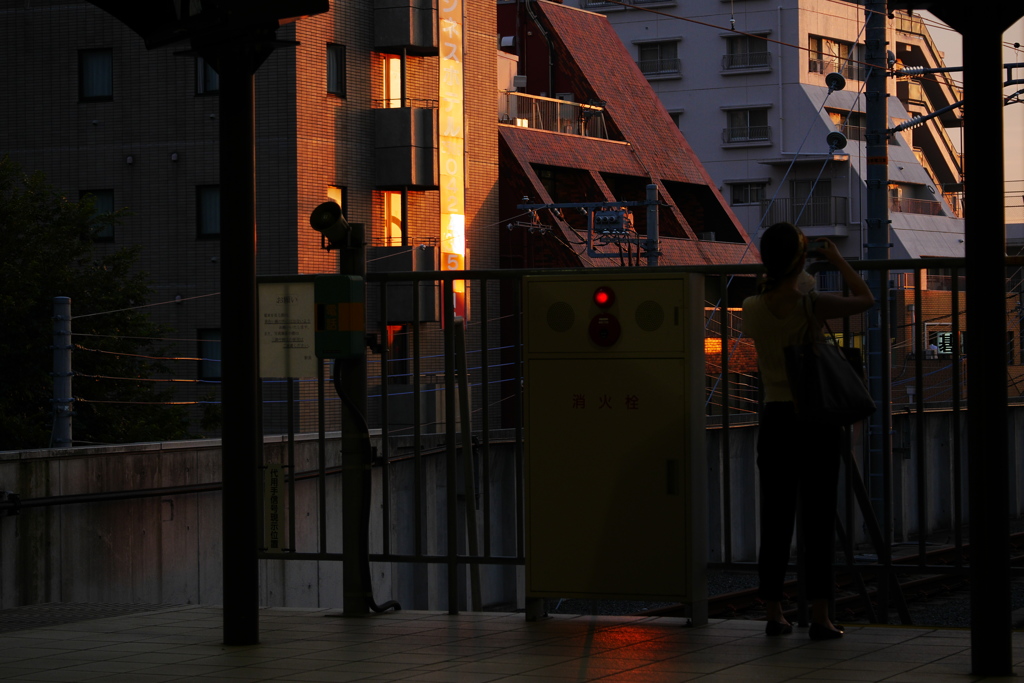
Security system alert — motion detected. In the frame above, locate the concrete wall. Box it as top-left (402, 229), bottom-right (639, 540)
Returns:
top-left (4, 407), bottom-right (1022, 609)
top-left (0, 432), bottom-right (521, 611)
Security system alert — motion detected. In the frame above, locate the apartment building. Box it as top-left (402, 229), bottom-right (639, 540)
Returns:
top-left (566, 0), bottom-right (965, 260)
top-left (496, 0), bottom-right (759, 270)
top-left (1, 0), bottom-right (498, 434)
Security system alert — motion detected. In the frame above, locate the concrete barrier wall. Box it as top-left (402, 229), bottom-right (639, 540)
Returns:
top-left (0, 433), bottom-right (521, 611)
top-left (3, 407), bottom-right (1022, 609)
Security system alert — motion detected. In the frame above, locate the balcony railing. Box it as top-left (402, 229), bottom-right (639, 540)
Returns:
top-left (721, 51), bottom-right (771, 70)
top-left (759, 196), bottom-right (848, 227)
top-left (582, 0), bottom-right (676, 8)
top-left (722, 125), bottom-right (771, 144)
top-left (371, 97), bottom-right (438, 109)
top-left (637, 57), bottom-right (681, 76)
top-left (498, 91), bottom-right (609, 139)
top-left (890, 196), bottom-right (945, 216)
top-left (808, 58), bottom-right (867, 81)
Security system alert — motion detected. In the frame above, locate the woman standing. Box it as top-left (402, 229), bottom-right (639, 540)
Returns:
top-left (742, 222), bottom-right (874, 639)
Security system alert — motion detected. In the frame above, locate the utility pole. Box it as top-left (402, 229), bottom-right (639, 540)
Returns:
top-left (863, 0), bottom-right (892, 622)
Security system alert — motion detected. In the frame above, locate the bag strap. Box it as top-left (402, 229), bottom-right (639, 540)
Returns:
top-left (803, 292), bottom-right (843, 346)
top-left (801, 293), bottom-right (827, 344)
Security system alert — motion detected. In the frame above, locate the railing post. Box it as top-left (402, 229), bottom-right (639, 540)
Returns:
top-left (51, 297), bottom-right (72, 448)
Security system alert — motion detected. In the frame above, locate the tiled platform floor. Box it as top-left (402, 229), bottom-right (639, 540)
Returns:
top-left (0, 606), bottom-right (1021, 682)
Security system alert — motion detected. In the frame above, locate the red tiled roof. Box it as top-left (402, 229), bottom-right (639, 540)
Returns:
top-left (498, 1), bottom-right (761, 268)
top-left (533, 1), bottom-right (730, 191)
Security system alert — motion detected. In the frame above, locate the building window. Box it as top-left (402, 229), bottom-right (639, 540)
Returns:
top-left (383, 191), bottom-right (403, 246)
top-left (79, 48), bottom-right (113, 101)
top-left (730, 182), bottom-right (767, 206)
top-left (327, 44), bottom-right (346, 97)
top-left (809, 35), bottom-right (862, 80)
top-left (636, 41), bottom-right (680, 77)
top-left (383, 55), bottom-right (402, 108)
top-left (791, 179), bottom-right (833, 225)
top-left (723, 34), bottom-right (770, 70)
top-left (196, 57), bottom-right (219, 95)
top-left (724, 108), bottom-right (770, 143)
top-left (1009, 330), bottom-right (1017, 366)
top-left (827, 109), bottom-right (865, 141)
top-left (80, 189), bottom-right (115, 241)
top-left (668, 111), bottom-right (681, 128)
top-left (197, 185), bottom-right (220, 237)
top-left (197, 329), bottom-right (222, 380)
top-left (327, 185), bottom-right (347, 211)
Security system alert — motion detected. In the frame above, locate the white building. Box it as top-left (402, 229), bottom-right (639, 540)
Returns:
top-left (567, 0), bottom-right (965, 259)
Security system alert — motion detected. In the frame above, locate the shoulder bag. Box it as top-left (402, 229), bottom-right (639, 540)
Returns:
top-left (783, 295), bottom-right (876, 426)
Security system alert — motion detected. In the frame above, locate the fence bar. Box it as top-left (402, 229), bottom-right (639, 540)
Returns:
top-left (380, 283), bottom-right (392, 559)
top-left (288, 379), bottom-right (297, 552)
top-left (455, 318), bottom-right (482, 610)
top-left (318, 363), bottom-right (327, 555)
top-left (412, 276), bottom-right (424, 560)
top-left (719, 274), bottom-right (733, 565)
top-left (443, 279), bottom-right (459, 614)
top-left (952, 268), bottom-right (963, 558)
top-left (914, 268), bottom-right (927, 565)
top-left (480, 279), bottom-right (493, 558)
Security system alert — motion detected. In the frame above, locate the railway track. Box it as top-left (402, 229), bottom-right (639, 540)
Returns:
top-left (640, 532), bottom-right (1024, 624)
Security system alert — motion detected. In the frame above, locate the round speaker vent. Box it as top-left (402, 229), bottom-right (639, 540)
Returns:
top-left (635, 300), bottom-right (665, 332)
top-left (546, 301), bottom-right (575, 332)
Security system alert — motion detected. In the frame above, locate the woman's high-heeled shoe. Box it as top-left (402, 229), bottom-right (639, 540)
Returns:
top-left (808, 623), bottom-right (843, 640)
top-left (765, 620), bottom-right (793, 636)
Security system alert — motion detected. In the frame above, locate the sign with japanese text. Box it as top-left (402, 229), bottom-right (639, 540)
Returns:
top-left (258, 281), bottom-right (317, 378)
top-left (264, 465), bottom-right (284, 553)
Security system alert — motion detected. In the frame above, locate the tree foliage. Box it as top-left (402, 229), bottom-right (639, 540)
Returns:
top-left (0, 155), bottom-right (190, 450)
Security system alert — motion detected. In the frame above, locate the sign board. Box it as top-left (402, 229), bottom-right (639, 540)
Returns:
top-left (258, 281), bottom-right (317, 378)
top-left (264, 465), bottom-right (284, 553)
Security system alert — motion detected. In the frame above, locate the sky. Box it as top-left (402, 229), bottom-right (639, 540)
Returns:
top-left (922, 12), bottom-right (1024, 216)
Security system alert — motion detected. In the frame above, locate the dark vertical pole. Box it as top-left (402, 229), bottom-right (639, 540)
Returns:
top-left (338, 224), bottom-right (371, 616)
top-left (963, 23), bottom-right (1012, 677)
top-left (219, 46), bottom-right (261, 646)
top-left (719, 274), bottom-right (732, 566)
top-left (863, 0), bottom-right (891, 623)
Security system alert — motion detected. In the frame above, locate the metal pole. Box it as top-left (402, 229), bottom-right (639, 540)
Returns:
top-left (51, 297), bottom-right (72, 448)
top-left (863, 0), bottom-right (892, 622)
top-left (218, 44), bottom-right (263, 646)
top-left (646, 183), bottom-right (659, 267)
top-left (963, 22), bottom-right (1012, 677)
top-left (338, 223), bottom-right (372, 616)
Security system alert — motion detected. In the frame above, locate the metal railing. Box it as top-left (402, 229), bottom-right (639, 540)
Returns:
top-left (371, 97), bottom-right (438, 109)
top-left (8, 260), bottom-right (1024, 621)
top-left (582, 0), bottom-right (677, 8)
top-left (808, 58), bottom-right (866, 81)
top-left (637, 57), bottom-right (681, 76)
top-left (498, 91), bottom-right (609, 139)
top-left (759, 196), bottom-right (848, 227)
top-left (722, 51), bottom-right (771, 70)
top-left (722, 125), bottom-right (772, 143)
top-left (890, 196), bottom-right (945, 216)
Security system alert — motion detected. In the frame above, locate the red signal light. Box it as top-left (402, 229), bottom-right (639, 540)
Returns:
top-left (593, 286), bottom-right (615, 308)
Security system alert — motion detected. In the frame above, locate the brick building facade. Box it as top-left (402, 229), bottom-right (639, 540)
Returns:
top-left (2, 0), bottom-right (498, 436)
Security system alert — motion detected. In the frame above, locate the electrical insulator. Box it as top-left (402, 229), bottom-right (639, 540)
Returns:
top-left (593, 210), bottom-right (626, 234)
